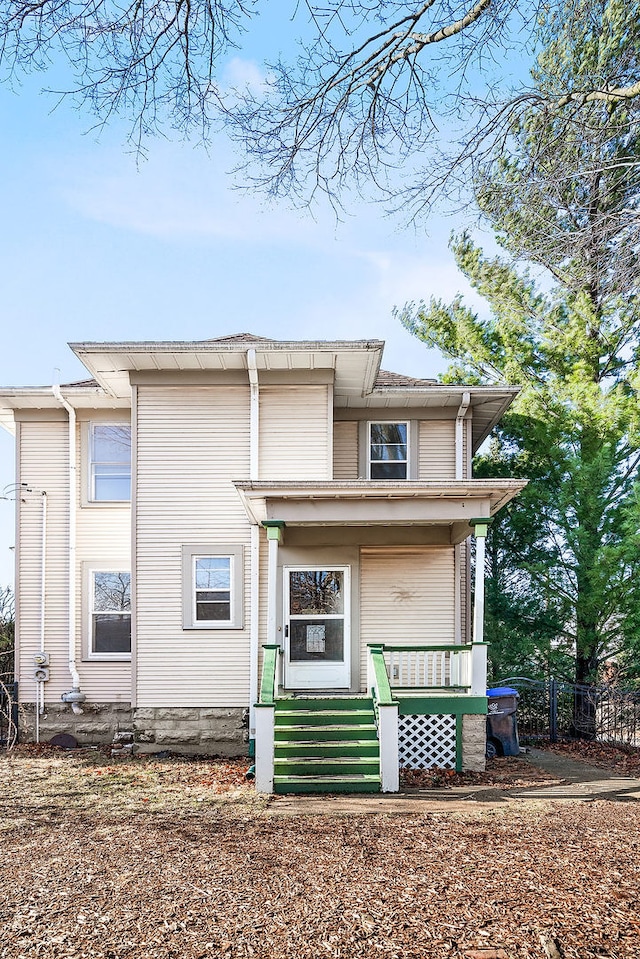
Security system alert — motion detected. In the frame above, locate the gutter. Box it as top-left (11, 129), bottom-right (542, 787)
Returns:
top-left (51, 385), bottom-right (85, 714)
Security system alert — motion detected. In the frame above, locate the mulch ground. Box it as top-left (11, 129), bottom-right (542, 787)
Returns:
top-left (1, 745), bottom-right (639, 959)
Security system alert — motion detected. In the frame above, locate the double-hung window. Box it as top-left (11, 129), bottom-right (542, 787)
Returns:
top-left (194, 556), bottom-right (232, 622)
top-left (90, 570), bottom-right (131, 658)
top-left (368, 422), bottom-right (408, 480)
top-left (182, 545), bottom-right (244, 629)
top-left (90, 424), bottom-right (131, 501)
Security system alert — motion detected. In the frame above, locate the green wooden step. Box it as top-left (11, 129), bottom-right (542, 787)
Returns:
top-left (274, 724), bottom-right (378, 742)
top-left (274, 757), bottom-right (380, 777)
top-left (275, 709), bottom-right (376, 726)
top-left (274, 740), bottom-right (380, 758)
top-left (276, 697), bottom-right (374, 711)
top-left (274, 774), bottom-right (381, 795)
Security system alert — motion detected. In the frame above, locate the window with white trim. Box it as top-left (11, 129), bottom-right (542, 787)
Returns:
top-left (90, 570), bottom-right (131, 658)
top-left (182, 545), bottom-right (244, 629)
top-left (90, 424), bottom-right (131, 501)
top-left (368, 422), bottom-right (408, 480)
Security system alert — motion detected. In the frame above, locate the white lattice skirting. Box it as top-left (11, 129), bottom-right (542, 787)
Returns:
top-left (398, 714), bottom-right (457, 770)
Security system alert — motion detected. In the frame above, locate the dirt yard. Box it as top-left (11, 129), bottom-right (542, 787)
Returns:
top-left (1, 746), bottom-right (639, 959)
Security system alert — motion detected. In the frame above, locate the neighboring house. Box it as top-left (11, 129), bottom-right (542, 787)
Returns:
top-left (0, 334), bottom-right (526, 793)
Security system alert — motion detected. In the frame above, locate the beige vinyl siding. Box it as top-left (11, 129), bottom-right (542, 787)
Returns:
top-left (17, 417), bottom-right (133, 705)
top-left (259, 386), bottom-right (330, 480)
top-left (464, 415), bottom-right (471, 479)
top-left (460, 539), bottom-right (470, 644)
top-left (135, 386), bottom-right (252, 707)
top-left (418, 421), bottom-right (456, 480)
top-left (256, 534), bottom-right (270, 685)
top-left (359, 547), bottom-right (455, 683)
top-left (76, 504), bottom-right (131, 701)
top-left (76, 414), bottom-right (132, 701)
top-left (333, 421), bottom-right (358, 479)
top-left (16, 420), bottom-right (70, 703)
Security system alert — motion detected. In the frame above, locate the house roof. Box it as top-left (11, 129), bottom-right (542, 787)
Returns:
top-left (0, 334), bottom-right (519, 450)
top-left (67, 336), bottom-right (386, 402)
top-left (204, 333), bottom-right (276, 344)
top-left (375, 369), bottom-right (437, 387)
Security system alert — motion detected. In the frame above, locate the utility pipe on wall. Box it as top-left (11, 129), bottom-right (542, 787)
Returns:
top-left (52, 385), bottom-right (85, 714)
top-left (35, 490), bottom-right (47, 742)
top-left (247, 350), bottom-right (260, 740)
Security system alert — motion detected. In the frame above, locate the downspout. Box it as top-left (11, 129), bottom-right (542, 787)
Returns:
top-left (455, 391), bottom-right (470, 481)
top-left (454, 392), bottom-right (470, 648)
top-left (247, 350), bottom-right (260, 745)
top-left (52, 385), bottom-right (85, 714)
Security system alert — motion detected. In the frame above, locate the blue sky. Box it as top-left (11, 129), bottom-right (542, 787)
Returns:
top-left (0, 40), bottom-right (496, 587)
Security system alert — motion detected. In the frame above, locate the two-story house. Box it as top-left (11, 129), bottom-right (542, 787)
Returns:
top-left (0, 334), bottom-right (525, 793)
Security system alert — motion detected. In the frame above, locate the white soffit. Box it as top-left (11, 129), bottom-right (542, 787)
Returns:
top-left (0, 385), bottom-right (130, 433)
top-left (69, 339), bottom-right (385, 399)
top-left (336, 386), bottom-right (519, 452)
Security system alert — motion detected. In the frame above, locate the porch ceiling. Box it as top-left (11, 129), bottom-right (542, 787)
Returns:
top-left (234, 479), bottom-right (527, 543)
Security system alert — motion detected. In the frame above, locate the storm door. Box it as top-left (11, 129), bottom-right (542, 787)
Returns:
top-left (284, 567), bottom-right (350, 689)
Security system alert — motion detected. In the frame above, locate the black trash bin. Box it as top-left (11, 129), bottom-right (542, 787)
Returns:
top-left (486, 687), bottom-right (520, 758)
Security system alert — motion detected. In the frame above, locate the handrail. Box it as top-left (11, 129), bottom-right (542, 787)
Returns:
top-left (369, 641), bottom-right (487, 692)
top-left (381, 643), bottom-right (488, 652)
top-left (259, 644), bottom-right (281, 705)
top-left (367, 644), bottom-right (395, 706)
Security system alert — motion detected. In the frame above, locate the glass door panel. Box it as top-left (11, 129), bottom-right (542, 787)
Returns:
top-left (284, 567), bottom-right (350, 689)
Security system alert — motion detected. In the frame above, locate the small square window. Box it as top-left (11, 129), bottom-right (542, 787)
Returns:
top-left (90, 570), bottom-right (131, 659)
top-left (182, 546), bottom-right (244, 630)
top-left (90, 424), bottom-right (131, 501)
top-left (369, 422), bottom-right (408, 480)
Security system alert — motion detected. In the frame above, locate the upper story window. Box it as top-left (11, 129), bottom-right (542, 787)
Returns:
top-left (90, 424), bottom-right (131, 501)
top-left (90, 570), bottom-right (131, 659)
top-left (368, 422), bottom-right (408, 480)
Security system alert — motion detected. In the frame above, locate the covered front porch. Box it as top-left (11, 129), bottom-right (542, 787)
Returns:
top-left (235, 479), bottom-right (524, 793)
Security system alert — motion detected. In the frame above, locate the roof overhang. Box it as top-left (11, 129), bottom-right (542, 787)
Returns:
top-left (234, 479), bottom-right (527, 544)
top-left (69, 339), bottom-right (385, 400)
top-left (0, 384), bottom-right (129, 435)
top-left (335, 385), bottom-right (520, 453)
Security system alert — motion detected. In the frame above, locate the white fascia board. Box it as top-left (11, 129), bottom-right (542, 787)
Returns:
top-left (233, 479), bottom-right (528, 525)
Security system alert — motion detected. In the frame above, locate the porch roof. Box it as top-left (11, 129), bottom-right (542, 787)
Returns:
top-left (234, 479), bottom-right (527, 544)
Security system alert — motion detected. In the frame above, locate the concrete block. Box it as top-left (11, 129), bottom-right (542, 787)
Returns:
top-left (461, 714), bottom-right (486, 772)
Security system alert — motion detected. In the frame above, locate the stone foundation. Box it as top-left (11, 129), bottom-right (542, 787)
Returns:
top-left (461, 713), bottom-right (487, 772)
top-left (19, 703), bottom-right (248, 756)
top-left (133, 707), bottom-right (247, 756)
top-left (20, 702), bottom-right (134, 745)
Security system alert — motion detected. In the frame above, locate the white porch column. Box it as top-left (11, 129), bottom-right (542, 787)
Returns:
top-left (469, 517), bottom-right (492, 696)
top-left (263, 521), bottom-right (285, 648)
top-left (378, 704), bottom-right (400, 792)
top-left (255, 705), bottom-right (275, 793)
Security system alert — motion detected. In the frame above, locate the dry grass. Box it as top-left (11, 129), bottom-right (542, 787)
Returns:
top-left (1, 749), bottom-right (640, 958)
top-left (0, 749), bottom-right (262, 826)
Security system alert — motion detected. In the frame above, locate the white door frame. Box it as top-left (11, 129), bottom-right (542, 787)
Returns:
top-left (283, 565), bottom-right (351, 690)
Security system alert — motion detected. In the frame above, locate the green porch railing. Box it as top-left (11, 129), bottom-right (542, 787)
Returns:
top-left (367, 644), bottom-right (395, 706)
top-left (259, 644), bottom-right (281, 705)
top-left (367, 644), bottom-right (399, 791)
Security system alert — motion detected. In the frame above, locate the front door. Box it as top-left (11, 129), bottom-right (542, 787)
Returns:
top-left (284, 566), bottom-right (351, 689)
